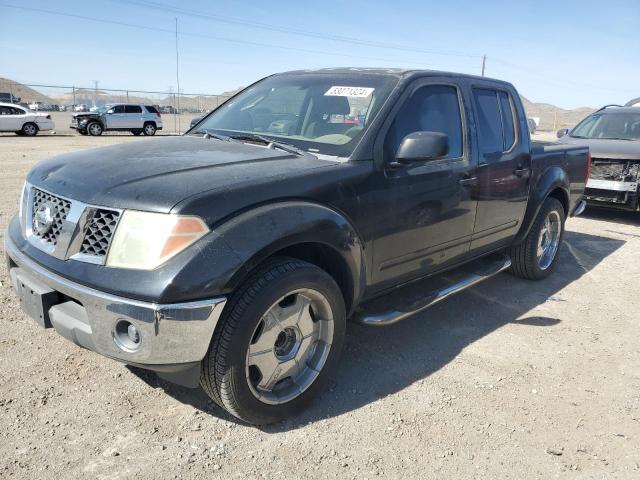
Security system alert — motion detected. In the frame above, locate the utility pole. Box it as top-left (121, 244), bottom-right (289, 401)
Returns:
top-left (93, 80), bottom-right (99, 107)
top-left (175, 17), bottom-right (181, 134)
top-left (481, 55), bottom-right (486, 77)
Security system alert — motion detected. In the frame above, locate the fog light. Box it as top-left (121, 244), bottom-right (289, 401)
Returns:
top-left (127, 324), bottom-right (140, 344)
top-left (113, 320), bottom-right (142, 352)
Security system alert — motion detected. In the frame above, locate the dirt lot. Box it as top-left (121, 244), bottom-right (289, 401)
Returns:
top-left (1, 134), bottom-right (639, 479)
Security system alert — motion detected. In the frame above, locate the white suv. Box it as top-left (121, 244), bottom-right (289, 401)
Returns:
top-left (70, 104), bottom-right (163, 136)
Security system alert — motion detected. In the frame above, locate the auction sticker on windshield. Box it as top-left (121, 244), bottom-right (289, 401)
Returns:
top-left (325, 86), bottom-right (374, 97)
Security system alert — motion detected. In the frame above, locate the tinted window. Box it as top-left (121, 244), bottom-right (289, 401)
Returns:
top-left (0, 106), bottom-right (11, 115)
top-left (145, 105), bottom-right (159, 114)
top-left (112, 105), bottom-right (126, 114)
top-left (125, 105), bottom-right (142, 113)
top-left (498, 91), bottom-right (515, 150)
top-left (473, 89), bottom-right (503, 156)
top-left (385, 84), bottom-right (463, 160)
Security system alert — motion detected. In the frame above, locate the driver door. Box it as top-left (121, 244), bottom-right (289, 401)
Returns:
top-left (106, 105), bottom-right (126, 128)
top-left (370, 80), bottom-right (478, 287)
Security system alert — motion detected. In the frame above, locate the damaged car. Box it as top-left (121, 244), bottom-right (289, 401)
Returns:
top-left (558, 105), bottom-right (640, 211)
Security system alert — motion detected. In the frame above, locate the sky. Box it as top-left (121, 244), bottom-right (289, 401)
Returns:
top-left (1, 0), bottom-right (638, 109)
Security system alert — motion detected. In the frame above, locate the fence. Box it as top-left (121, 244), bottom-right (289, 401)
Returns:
top-left (1, 80), bottom-right (237, 134)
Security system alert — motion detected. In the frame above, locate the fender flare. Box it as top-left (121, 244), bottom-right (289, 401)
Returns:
top-left (513, 166), bottom-right (569, 245)
top-left (214, 200), bottom-right (366, 311)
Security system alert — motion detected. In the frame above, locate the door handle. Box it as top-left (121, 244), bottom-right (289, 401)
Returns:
top-left (458, 176), bottom-right (477, 187)
top-left (513, 167), bottom-right (530, 178)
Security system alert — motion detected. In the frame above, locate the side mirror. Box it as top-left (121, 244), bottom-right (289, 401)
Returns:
top-left (395, 131), bottom-right (449, 164)
top-left (556, 128), bottom-right (569, 138)
top-left (107, 109), bottom-right (114, 114)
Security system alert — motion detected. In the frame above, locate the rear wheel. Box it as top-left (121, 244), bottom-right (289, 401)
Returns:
top-left (143, 122), bottom-right (156, 136)
top-left (200, 257), bottom-right (346, 425)
top-left (21, 122), bottom-right (38, 136)
top-left (87, 122), bottom-right (103, 136)
top-left (508, 197), bottom-right (565, 280)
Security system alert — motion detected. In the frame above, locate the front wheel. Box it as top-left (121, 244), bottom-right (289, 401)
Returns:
top-left (87, 122), bottom-right (103, 136)
top-left (200, 257), bottom-right (346, 425)
top-left (508, 197), bottom-right (565, 280)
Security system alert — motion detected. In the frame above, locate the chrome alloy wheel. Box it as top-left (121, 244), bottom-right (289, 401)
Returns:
top-left (537, 210), bottom-right (561, 270)
top-left (245, 288), bottom-right (334, 405)
top-left (88, 122), bottom-right (102, 136)
top-left (144, 123), bottom-right (156, 135)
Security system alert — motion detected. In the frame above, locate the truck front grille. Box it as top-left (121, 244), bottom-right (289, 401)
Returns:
top-left (80, 209), bottom-right (120, 257)
top-left (31, 188), bottom-right (71, 245)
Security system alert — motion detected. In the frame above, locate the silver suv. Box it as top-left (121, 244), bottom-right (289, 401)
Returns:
top-left (71, 104), bottom-right (163, 136)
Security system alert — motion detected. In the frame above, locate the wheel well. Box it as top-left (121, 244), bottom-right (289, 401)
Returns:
top-left (269, 243), bottom-right (354, 313)
top-left (144, 121), bottom-right (156, 127)
top-left (548, 187), bottom-right (568, 216)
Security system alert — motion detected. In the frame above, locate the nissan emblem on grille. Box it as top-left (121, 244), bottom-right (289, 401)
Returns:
top-left (33, 202), bottom-right (56, 235)
top-left (31, 188), bottom-right (71, 245)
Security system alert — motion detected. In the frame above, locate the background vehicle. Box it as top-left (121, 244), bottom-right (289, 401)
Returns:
top-left (0, 102), bottom-right (54, 135)
top-left (6, 69), bottom-right (588, 425)
top-left (190, 115), bottom-right (204, 129)
top-left (73, 104), bottom-right (89, 112)
top-left (625, 97), bottom-right (640, 107)
top-left (70, 103), bottom-right (163, 136)
top-left (558, 105), bottom-right (640, 211)
top-left (0, 92), bottom-right (21, 103)
top-left (527, 117), bottom-right (537, 134)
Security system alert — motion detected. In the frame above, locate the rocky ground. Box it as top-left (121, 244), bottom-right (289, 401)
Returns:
top-left (1, 135), bottom-right (639, 479)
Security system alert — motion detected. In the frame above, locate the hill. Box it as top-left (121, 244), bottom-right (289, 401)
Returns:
top-left (521, 96), bottom-right (593, 131)
top-left (0, 78), bottom-right (55, 104)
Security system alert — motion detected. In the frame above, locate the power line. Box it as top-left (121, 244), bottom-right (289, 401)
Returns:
top-left (110, 0), bottom-right (480, 59)
top-left (0, 4), bottom-right (475, 70)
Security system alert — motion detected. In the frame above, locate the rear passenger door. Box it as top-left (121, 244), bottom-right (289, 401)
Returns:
top-left (124, 105), bottom-right (143, 128)
top-left (469, 84), bottom-right (531, 252)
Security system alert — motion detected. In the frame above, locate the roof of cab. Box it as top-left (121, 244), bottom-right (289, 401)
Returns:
top-left (277, 67), bottom-right (515, 87)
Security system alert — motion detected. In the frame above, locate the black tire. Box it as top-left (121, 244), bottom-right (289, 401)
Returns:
top-left (200, 256), bottom-right (346, 425)
top-left (143, 122), bottom-right (156, 136)
top-left (87, 122), bottom-right (103, 136)
top-left (78, 129), bottom-right (88, 135)
top-left (131, 130), bottom-right (142, 136)
top-left (508, 197), bottom-right (565, 280)
top-left (21, 122), bottom-right (38, 136)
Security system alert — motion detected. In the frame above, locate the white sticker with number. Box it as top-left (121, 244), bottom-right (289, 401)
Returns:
top-left (324, 86), bottom-right (374, 97)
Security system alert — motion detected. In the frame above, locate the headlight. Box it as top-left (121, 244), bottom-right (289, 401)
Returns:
top-left (79, 119), bottom-right (88, 125)
top-left (106, 211), bottom-right (209, 270)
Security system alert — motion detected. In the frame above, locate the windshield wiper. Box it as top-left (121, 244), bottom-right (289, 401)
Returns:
top-left (229, 133), bottom-right (305, 156)
top-left (191, 129), bottom-right (231, 141)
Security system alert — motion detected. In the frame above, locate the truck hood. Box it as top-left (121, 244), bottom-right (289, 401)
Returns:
top-left (27, 136), bottom-right (336, 213)
top-left (558, 136), bottom-right (640, 159)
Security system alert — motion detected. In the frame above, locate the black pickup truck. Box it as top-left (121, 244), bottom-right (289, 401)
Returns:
top-left (5, 69), bottom-right (588, 424)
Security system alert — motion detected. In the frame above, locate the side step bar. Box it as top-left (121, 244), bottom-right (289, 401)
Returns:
top-left (355, 254), bottom-right (512, 326)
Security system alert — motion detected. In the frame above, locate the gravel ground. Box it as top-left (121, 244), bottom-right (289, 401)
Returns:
top-left (1, 135), bottom-right (639, 479)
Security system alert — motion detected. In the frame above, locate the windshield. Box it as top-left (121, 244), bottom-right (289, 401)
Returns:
top-left (571, 112), bottom-right (640, 140)
top-left (192, 73), bottom-right (398, 156)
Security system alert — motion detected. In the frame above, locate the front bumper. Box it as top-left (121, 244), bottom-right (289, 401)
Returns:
top-left (5, 233), bottom-right (226, 382)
